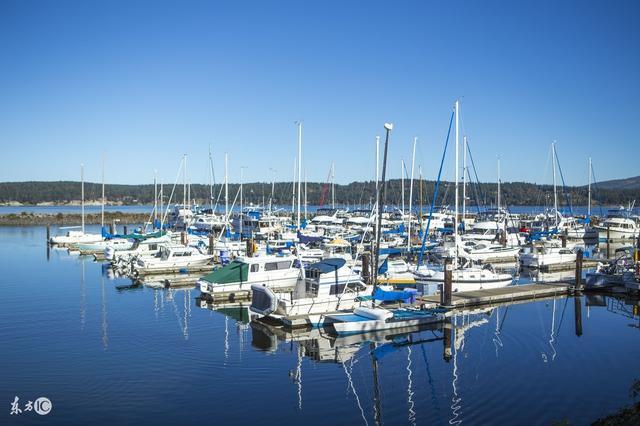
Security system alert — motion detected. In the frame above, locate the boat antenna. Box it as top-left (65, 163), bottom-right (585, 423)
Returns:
top-left (374, 123), bottom-right (393, 291)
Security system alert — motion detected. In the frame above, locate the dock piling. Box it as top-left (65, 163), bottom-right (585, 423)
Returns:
top-left (561, 231), bottom-right (567, 248)
top-left (181, 231), bottom-right (187, 246)
top-left (443, 317), bottom-right (452, 362)
top-left (362, 253), bottom-right (371, 285)
top-left (208, 233), bottom-right (214, 255)
top-left (607, 225), bottom-right (611, 258)
top-left (123, 225), bottom-right (128, 235)
top-left (46, 225), bottom-right (50, 242)
top-left (442, 257), bottom-right (453, 307)
top-left (574, 296), bottom-right (583, 337)
top-left (575, 249), bottom-right (583, 289)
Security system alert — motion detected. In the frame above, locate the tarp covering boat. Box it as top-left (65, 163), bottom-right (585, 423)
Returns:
top-left (200, 260), bottom-right (248, 284)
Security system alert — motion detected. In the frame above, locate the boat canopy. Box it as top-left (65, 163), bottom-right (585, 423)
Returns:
top-left (200, 260), bottom-right (248, 284)
top-left (307, 258), bottom-right (346, 274)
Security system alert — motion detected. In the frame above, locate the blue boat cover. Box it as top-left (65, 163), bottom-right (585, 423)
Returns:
top-left (307, 258), bottom-right (346, 273)
top-left (373, 287), bottom-right (416, 302)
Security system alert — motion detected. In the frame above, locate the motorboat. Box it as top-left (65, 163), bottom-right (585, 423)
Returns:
top-left (134, 244), bottom-right (213, 274)
top-left (250, 258), bottom-right (371, 325)
top-left (198, 254), bottom-right (300, 298)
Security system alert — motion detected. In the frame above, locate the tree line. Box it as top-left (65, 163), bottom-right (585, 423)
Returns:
top-left (0, 179), bottom-right (638, 208)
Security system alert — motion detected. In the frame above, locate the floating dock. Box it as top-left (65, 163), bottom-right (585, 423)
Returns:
top-left (418, 282), bottom-right (573, 309)
top-left (279, 282), bottom-right (576, 329)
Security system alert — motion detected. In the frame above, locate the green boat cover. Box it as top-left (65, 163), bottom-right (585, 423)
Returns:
top-left (200, 260), bottom-right (248, 285)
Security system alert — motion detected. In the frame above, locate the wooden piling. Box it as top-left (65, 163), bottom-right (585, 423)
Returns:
top-left (574, 296), bottom-right (583, 337)
top-left (561, 231), bottom-right (567, 248)
top-left (181, 231), bottom-right (187, 246)
top-left (607, 225), bottom-right (610, 258)
top-left (123, 225), bottom-right (128, 235)
top-left (442, 257), bottom-right (453, 307)
top-left (208, 233), bottom-right (214, 255)
top-left (109, 224), bottom-right (114, 235)
top-left (575, 249), bottom-right (583, 289)
top-left (443, 317), bottom-right (452, 362)
top-left (362, 252), bottom-right (371, 285)
top-left (46, 225), bottom-right (50, 242)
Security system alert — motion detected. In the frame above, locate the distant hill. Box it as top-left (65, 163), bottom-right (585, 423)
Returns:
top-left (594, 176), bottom-right (640, 190)
top-left (2, 178), bottom-right (640, 208)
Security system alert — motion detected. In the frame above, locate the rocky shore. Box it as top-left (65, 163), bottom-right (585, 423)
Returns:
top-left (0, 212), bottom-right (151, 226)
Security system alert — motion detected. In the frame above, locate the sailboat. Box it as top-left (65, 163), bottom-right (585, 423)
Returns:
top-left (49, 164), bottom-right (103, 246)
top-left (412, 100), bottom-right (514, 292)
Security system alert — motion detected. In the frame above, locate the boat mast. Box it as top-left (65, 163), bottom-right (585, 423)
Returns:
top-left (209, 146), bottom-right (214, 214)
top-left (296, 121), bottom-right (302, 230)
top-left (154, 169), bottom-right (158, 225)
top-left (401, 159), bottom-right (405, 216)
top-left (331, 161), bottom-right (335, 209)
top-left (291, 158), bottom-right (298, 221)
top-left (304, 169), bottom-right (308, 220)
top-left (374, 123), bottom-right (393, 290)
top-left (419, 165), bottom-right (424, 230)
top-left (462, 136), bottom-right (467, 226)
top-left (81, 163), bottom-right (85, 234)
top-left (101, 157), bottom-right (105, 230)
top-left (552, 142), bottom-right (558, 227)
top-left (497, 156), bottom-right (501, 212)
top-left (375, 136), bottom-right (380, 196)
top-left (454, 100), bottom-right (459, 267)
top-left (588, 157), bottom-right (592, 218)
top-left (160, 180), bottom-right (163, 229)
top-left (225, 153), bottom-right (229, 221)
top-left (408, 137), bottom-right (417, 251)
top-left (240, 166), bottom-right (244, 237)
top-left (183, 154), bottom-right (187, 210)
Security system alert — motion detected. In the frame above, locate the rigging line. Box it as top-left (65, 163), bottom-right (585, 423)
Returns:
top-left (420, 344), bottom-right (443, 426)
top-left (590, 163), bottom-right (604, 217)
top-left (553, 146), bottom-right (573, 215)
top-left (407, 346), bottom-right (416, 426)
top-left (465, 140), bottom-right (485, 211)
top-left (554, 296), bottom-right (571, 337)
top-left (343, 359), bottom-right (369, 426)
top-left (418, 109), bottom-right (454, 265)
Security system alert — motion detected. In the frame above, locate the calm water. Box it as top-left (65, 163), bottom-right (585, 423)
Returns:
top-left (2, 226), bottom-right (640, 425)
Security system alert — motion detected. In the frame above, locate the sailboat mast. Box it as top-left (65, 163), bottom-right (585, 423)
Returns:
top-left (304, 169), bottom-right (308, 220)
top-left (497, 156), bottom-right (501, 212)
top-left (588, 157), bottom-right (592, 218)
top-left (225, 153), bottom-right (229, 220)
top-left (160, 180), bottom-right (163, 229)
top-left (209, 146), bottom-right (213, 213)
top-left (401, 159), bottom-right (405, 216)
top-left (183, 154), bottom-right (187, 210)
top-left (454, 100), bottom-right (459, 266)
top-left (408, 137), bottom-right (417, 251)
top-left (374, 123), bottom-right (393, 290)
top-left (154, 169), bottom-right (158, 224)
top-left (81, 163), bottom-right (85, 234)
top-left (101, 158), bottom-right (105, 229)
top-left (463, 136), bottom-right (467, 225)
top-left (240, 166), bottom-right (244, 237)
top-left (552, 142), bottom-right (558, 227)
top-left (331, 161), bottom-right (335, 209)
top-left (296, 121), bottom-right (302, 230)
top-left (375, 136), bottom-right (380, 196)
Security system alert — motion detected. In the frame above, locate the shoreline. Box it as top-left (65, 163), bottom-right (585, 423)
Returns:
top-left (0, 212), bottom-right (152, 226)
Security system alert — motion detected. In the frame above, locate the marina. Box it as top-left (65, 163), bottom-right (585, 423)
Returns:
top-left (3, 2), bottom-right (640, 424)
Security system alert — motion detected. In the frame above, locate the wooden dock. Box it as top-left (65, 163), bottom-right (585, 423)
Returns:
top-left (419, 282), bottom-right (573, 309)
top-left (278, 282), bottom-right (576, 329)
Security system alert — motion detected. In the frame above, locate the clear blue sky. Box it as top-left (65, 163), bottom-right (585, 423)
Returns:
top-left (1, 0), bottom-right (638, 187)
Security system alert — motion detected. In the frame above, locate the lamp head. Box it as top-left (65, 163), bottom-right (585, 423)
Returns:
top-left (384, 123), bottom-right (393, 131)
